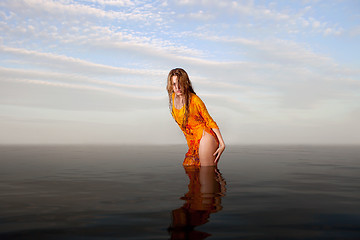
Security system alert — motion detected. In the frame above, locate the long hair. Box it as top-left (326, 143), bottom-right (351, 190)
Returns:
top-left (166, 68), bottom-right (196, 129)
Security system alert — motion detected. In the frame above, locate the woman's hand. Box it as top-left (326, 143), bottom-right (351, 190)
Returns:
top-left (213, 144), bottom-right (225, 165)
top-left (211, 128), bottom-right (225, 165)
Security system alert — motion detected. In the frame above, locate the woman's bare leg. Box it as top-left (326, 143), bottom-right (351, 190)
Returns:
top-left (199, 130), bottom-right (218, 166)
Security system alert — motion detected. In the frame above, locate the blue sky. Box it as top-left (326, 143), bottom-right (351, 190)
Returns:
top-left (0, 0), bottom-right (359, 145)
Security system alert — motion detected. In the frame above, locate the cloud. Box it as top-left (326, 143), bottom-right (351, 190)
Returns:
top-left (0, 76), bottom-right (165, 112)
top-left (0, 46), bottom-right (166, 78)
top-left (0, 0), bottom-right (152, 21)
top-left (0, 67), bottom-right (162, 93)
top-left (173, 0), bottom-right (344, 37)
top-left (192, 33), bottom-right (333, 66)
top-left (180, 10), bottom-right (214, 21)
top-left (89, 0), bottom-right (135, 7)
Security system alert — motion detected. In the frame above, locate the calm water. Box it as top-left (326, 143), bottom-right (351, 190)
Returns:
top-left (0, 145), bottom-right (359, 239)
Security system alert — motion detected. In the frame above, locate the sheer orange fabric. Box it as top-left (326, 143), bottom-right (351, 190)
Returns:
top-left (172, 93), bottom-right (219, 166)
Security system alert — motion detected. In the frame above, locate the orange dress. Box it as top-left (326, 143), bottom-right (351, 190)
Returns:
top-left (172, 93), bottom-right (219, 166)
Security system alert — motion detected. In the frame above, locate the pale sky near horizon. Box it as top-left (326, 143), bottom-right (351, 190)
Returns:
top-left (0, 0), bottom-right (359, 145)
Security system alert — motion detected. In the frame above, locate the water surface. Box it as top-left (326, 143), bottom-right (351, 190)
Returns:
top-left (0, 145), bottom-right (359, 239)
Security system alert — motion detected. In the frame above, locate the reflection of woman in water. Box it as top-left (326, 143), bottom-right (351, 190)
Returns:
top-left (169, 166), bottom-right (226, 239)
top-left (167, 68), bottom-right (226, 166)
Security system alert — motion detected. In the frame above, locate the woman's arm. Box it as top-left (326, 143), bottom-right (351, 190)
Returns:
top-left (212, 128), bottom-right (225, 164)
top-left (194, 94), bottom-right (225, 163)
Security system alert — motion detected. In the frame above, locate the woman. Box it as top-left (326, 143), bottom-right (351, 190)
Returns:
top-left (167, 68), bottom-right (225, 167)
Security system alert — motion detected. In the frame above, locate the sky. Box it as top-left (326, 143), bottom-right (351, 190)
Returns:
top-left (0, 0), bottom-right (359, 145)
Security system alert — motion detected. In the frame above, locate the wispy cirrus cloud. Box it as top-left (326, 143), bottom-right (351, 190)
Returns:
top-left (0, 46), bottom-right (165, 77)
top-left (191, 33), bottom-right (333, 66)
top-left (0, 0), bottom-right (151, 21)
top-left (173, 0), bottom-right (344, 36)
top-left (0, 67), bottom-right (162, 92)
top-left (88, 0), bottom-right (135, 7)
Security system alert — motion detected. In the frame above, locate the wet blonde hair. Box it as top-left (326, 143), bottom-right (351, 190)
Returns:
top-left (166, 68), bottom-right (196, 129)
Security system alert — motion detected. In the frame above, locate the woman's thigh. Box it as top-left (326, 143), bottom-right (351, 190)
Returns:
top-left (199, 130), bottom-right (218, 166)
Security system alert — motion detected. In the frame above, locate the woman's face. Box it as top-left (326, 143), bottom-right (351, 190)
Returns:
top-left (172, 76), bottom-right (183, 96)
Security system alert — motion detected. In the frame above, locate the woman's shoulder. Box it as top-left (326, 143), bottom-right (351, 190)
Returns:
top-left (190, 92), bottom-right (198, 99)
top-left (190, 93), bottom-right (202, 103)
top-left (190, 93), bottom-right (207, 109)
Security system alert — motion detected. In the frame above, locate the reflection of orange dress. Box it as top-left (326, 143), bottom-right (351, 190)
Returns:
top-left (168, 166), bottom-right (226, 238)
top-left (172, 93), bottom-right (219, 166)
